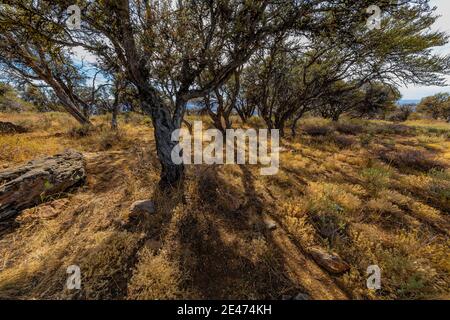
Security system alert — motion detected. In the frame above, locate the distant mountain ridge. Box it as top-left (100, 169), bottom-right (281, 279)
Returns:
top-left (398, 99), bottom-right (420, 105)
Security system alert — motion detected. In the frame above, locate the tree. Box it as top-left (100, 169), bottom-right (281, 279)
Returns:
top-left (244, 0), bottom-right (450, 134)
top-left (234, 75), bottom-right (256, 125)
top-left (388, 104), bottom-right (415, 122)
top-left (22, 85), bottom-right (53, 112)
top-left (78, 0), bottom-right (324, 187)
top-left (350, 83), bottom-right (400, 120)
top-left (0, 82), bottom-right (34, 112)
top-left (318, 81), bottom-right (401, 121)
top-left (201, 69), bottom-right (242, 134)
top-left (417, 93), bottom-right (450, 121)
top-left (0, 2), bottom-right (92, 125)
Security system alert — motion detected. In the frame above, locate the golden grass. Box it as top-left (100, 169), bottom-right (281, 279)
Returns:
top-left (0, 112), bottom-right (449, 300)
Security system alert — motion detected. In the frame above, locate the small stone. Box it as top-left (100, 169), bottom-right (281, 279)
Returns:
top-left (266, 221), bottom-right (277, 230)
top-left (308, 246), bottom-right (350, 274)
top-left (130, 200), bottom-right (156, 216)
top-left (294, 293), bottom-right (310, 300)
top-left (263, 216), bottom-right (277, 231)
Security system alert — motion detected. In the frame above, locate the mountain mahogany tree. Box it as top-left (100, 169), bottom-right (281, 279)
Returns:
top-left (201, 69), bottom-right (242, 134)
top-left (0, 2), bottom-right (94, 125)
top-left (245, 0), bottom-right (450, 135)
top-left (78, 0), bottom-right (371, 187)
top-left (417, 93), bottom-right (450, 121)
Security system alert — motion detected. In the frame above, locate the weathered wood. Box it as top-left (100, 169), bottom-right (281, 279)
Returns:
top-left (0, 150), bottom-right (86, 220)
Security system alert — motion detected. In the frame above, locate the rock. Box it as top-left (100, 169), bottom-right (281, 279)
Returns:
top-left (294, 293), bottom-right (310, 300)
top-left (0, 121), bottom-right (28, 134)
top-left (265, 221), bottom-right (277, 231)
top-left (308, 246), bottom-right (350, 274)
top-left (0, 150), bottom-right (86, 221)
top-left (281, 292), bottom-right (310, 300)
top-left (130, 200), bottom-right (156, 216)
top-left (263, 216), bottom-right (277, 231)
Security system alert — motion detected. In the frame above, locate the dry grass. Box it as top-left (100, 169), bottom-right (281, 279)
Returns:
top-left (0, 113), bottom-right (449, 300)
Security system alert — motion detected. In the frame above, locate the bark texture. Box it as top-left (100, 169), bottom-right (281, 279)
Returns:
top-left (0, 150), bottom-right (86, 220)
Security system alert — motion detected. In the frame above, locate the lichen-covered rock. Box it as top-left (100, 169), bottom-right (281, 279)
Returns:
top-left (0, 150), bottom-right (86, 220)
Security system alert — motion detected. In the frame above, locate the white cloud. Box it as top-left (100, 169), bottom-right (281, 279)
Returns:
top-left (71, 46), bottom-right (98, 64)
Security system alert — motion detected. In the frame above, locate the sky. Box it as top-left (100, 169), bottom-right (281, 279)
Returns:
top-left (399, 0), bottom-right (450, 100)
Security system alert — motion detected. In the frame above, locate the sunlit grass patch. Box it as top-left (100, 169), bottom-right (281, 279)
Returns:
top-left (0, 133), bottom-right (64, 164)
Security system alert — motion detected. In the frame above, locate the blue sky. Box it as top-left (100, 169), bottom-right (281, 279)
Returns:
top-left (399, 0), bottom-right (450, 100)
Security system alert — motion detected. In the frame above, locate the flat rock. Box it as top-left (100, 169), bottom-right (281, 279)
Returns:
top-left (130, 200), bottom-right (156, 216)
top-left (308, 246), bottom-right (350, 274)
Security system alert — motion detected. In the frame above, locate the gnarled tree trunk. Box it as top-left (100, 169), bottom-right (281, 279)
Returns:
top-left (140, 90), bottom-right (185, 188)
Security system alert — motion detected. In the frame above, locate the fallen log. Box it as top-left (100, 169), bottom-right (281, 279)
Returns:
top-left (0, 150), bottom-right (86, 220)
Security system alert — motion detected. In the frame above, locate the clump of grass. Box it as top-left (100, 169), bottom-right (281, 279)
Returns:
top-left (360, 167), bottom-right (392, 194)
top-left (304, 182), bottom-right (363, 244)
top-left (371, 124), bottom-right (411, 136)
top-left (335, 123), bottom-right (364, 135)
top-left (340, 230), bottom-right (449, 300)
top-left (310, 213), bottom-right (349, 244)
top-left (0, 134), bottom-right (63, 164)
top-left (359, 133), bottom-right (374, 148)
top-left (127, 247), bottom-right (188, 299)
top-left (302, 124), bottom-right (334, 137)
top-left (379, 148), bottom-right (446, 172)
top-left (98, 130), bottom-right (124, 151)
top-left (123, 112), bottom-right (152, 127)
top-left (429, 168), bottom-right (450, 181)
top-left (428, 169), bottom-right (450, 208)
top-left (246, 116), bottom-right (266, 129)
top-left (333, 134), bottom-right (357, 149)
top-left (68, 124), bottom-right (95, 138)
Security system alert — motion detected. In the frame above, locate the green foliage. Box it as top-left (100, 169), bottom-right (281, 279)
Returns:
top-left (0, 82), bottom-right (35, 112)
top-left (360, 167), bottom-right (391, 194)
top-left (417, 93), bottom-right (450, 121)
top-left (22, 85), bottom-right (52, 112)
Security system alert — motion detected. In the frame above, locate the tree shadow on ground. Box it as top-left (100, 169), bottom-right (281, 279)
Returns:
top-left (167, 165), bottom-right (348, 299)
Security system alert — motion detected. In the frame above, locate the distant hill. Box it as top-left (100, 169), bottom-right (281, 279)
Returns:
top-left (398, 99), bottom-right (420, 106)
